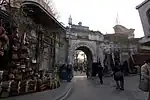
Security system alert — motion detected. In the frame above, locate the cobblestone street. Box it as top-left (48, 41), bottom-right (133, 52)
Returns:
top-left (67, 75), bottom-right (148, 100)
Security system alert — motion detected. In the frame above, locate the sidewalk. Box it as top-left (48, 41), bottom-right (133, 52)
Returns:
top-left (0, 82), bottom-right (72, 100)
top-left (106, 75), bottom-right (148, 100)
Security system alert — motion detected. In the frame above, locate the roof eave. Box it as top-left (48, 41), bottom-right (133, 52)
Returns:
top-left (49, 14), bottom-right (66, 32)
top-left (22, 1), bottom-right (66, 32)
top-left (136, 0), bottom-right (149, 9)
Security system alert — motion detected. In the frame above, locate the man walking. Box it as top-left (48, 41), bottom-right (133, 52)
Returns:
top-left (97, 62), bottom-right (104, 84)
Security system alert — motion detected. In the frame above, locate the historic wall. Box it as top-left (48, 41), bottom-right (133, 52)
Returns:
top-left (70, 40), bottom-right (96, 63)
top-left (68, 39), bottom-right (104, 67)
top-left (55, 38), bottom-right (68, 65)
top-left (66, 22), bottom-right (104, 66)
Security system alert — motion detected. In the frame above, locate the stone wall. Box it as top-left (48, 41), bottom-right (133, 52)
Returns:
top-left (55, 32), bottom-right (68, 65)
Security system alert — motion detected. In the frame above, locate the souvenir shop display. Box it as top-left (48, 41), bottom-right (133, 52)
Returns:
top-left (0, 20), bottom-right (9, 57)
top-left (0, 3), bottom-right (61, 98)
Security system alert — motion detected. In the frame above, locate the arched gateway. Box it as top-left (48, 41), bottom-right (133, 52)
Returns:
top-left (71, 42), bottom-right (96, 66)
top-left (66, 20), bottom-right (105, 75)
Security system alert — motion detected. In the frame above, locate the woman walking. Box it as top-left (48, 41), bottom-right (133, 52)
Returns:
top-left (112, 62), bottom-right (124, 90)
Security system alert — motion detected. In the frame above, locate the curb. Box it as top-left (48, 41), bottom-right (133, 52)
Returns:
top-left (53, 82), bottom-right (73, 100)
top-left (57, 85), bottom-right (72, 100)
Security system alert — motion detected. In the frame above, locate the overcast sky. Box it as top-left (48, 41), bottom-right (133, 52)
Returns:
top-left (53, 0), bottom-right (145, 38)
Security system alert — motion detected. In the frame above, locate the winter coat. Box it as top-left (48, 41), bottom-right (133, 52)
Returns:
top-left (141, 63), bottom-right (150, 100)
top-left (112, 65), bottom-right (124, 81)
top-left (97, 64), bottom-right (103, 77)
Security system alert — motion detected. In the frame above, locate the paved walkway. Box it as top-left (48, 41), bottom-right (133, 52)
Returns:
top-left (0, 82), bottom-right (72, 100)
top-left (67, 75), bottom-right (148, 100)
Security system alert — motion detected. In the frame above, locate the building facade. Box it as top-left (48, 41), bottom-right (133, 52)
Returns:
top-left (0, 0), bottom-right (67, 97)
top-left (66, 18), bottom-right (104, 70)
top-left (103, 25), bottom-right (139, 73)
top-left (135, 0), bottom-right (150, 66)
top-left (136, 0), bottom-right (150, 45)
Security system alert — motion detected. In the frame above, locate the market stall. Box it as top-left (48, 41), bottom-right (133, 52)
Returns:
top-left (0, 0), bottom-right (65, 98)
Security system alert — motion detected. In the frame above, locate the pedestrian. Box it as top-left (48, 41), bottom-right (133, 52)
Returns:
top-left (86, 67), bottom-right (90, 78)
top-left (140, 59), bottom-right (150, 100)
top-left (67, 64), bottom-right (73, 82)
top-left (80, 66), bottom-right (83, 74)
top-left (74, 65), bottom-right (77, 72)
top-left (97, 62), bottom-right (104, 84)
top-left (112, 62), bottom-right (124, 90)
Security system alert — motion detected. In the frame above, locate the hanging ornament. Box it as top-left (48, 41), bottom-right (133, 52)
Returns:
top-left (0, 20), bottom-right (9, 56)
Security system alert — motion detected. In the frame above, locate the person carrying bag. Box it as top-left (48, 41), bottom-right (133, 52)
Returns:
top-left (139, 64), bottom-right (149, 92)
top-left (139, 59), bottom-right (150, 100)
top-left (113, 62), bottom-right (124, 90)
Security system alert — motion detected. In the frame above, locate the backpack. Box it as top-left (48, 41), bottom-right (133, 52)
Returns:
top-left (114, 65), bottom-right (123, 78)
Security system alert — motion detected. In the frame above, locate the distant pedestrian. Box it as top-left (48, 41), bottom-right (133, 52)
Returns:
top-left (97, 63), bottom-right (104, 84)
top-left (86, 67), bottom-right (90, 78)
top-left (112, 62), bottom-right (124, 90)
top-left (74, 65), bottom-right (77, 72)
top-left (80, 66), bottom-right (83, 74)
top-left (67, 64), bottom-right (73, 82)
top-left (140, 59), bottom-right (150, 100)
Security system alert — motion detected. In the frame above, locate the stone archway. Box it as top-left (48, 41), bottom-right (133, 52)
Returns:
top-left (75, 46), bottom-right (93, 69)
top-left (70, 42), bottom-right (97, 75)
top-left (70, 42), bottom-right (97, 64)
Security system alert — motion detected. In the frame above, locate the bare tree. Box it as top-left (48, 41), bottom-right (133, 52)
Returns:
top-left (1, 0), bottom-right (59, 19)
top-left (44, 0), bottom-right (60, 19)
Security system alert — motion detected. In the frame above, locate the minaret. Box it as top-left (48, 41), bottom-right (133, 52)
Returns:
top-left (68, 15), bottom-right (72, 26)
top-left (114, 13), bottom-right (120, 33)
top-left (116, 13), bottom-right (120, 25)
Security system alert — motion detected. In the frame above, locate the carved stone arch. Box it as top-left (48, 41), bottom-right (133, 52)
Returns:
top-left (70, 42), bottom-right (97, 64)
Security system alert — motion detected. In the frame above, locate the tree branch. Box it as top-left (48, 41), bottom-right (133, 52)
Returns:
top-left (44, 0), bottom-right (60, 19)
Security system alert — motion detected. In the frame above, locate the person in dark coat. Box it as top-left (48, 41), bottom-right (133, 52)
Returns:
top-left (112, 62), bottom-right (124, 90)
top-left (97, 62), bottom-right (104, 84)
top-left (67, 64), bottom-right (73, 82)
top-left (86, 67), bottom-right (90, 78)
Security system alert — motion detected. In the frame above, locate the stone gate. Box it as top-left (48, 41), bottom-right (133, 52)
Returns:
top-left (66, 20), bottom-right (105, 68)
